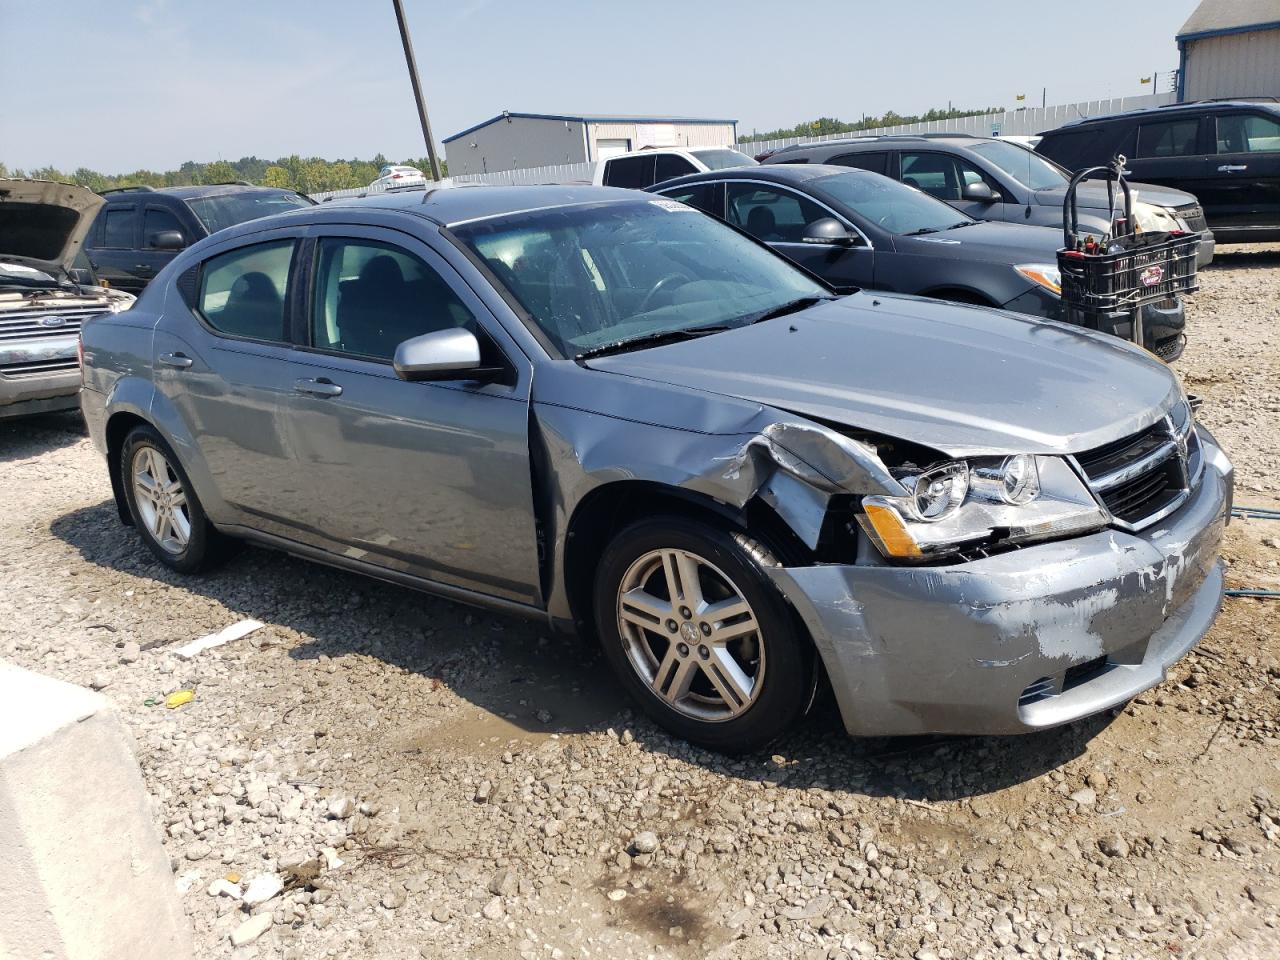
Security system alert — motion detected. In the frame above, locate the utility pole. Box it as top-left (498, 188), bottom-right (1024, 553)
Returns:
top-left (392, 0), bottom-right (442, 181)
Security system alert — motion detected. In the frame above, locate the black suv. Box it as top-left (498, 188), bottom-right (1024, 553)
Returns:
top-left (84, 183), bottom-right (314, 293)
top-left (1036, 100), bottom-right (1280, 244)
top-left (763, 134), bottom-right (1214, 266)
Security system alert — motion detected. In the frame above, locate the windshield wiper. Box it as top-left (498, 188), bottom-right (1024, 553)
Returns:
top-left (943, 220), bottom-right (977, 230)
top-left (901, 227), bottom-right (939, 236)
top-left (739, 295), bottom-right (833, 325)
top-left (576, 324), bottom-right (733, 361)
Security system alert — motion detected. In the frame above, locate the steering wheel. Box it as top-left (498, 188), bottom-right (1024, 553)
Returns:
top-left (638, 273), bottom-right (694, 314)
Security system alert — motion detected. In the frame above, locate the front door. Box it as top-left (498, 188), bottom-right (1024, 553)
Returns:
top-left (724, 182), bottom-right (873, 292)
top-left (1199, 111), bottom-right (1280, 234)
top-left (900, 151), bottom-right (1008, 222)
top-left (283, 230), bottom-right (542, 605)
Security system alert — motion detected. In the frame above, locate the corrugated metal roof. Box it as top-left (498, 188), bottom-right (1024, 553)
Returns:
top-left (1177, 0), bottom-right (1280, 40)
top-left (443, 112), bottom-right (738, 144)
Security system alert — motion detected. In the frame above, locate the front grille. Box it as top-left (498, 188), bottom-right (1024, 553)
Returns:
top-left (0, 357), bottom-right (79, 377)
top-left (0, 304), bottom-right (106, 342)
top-left (1073, 403), bottom-right (1198, 530)
top-left (1175, 203), bottom-right (1207, 233)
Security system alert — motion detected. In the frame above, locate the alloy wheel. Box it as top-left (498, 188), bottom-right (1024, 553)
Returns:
top-left (616, 547), bottom-right (765, 721)
top-left (131, 446), bottom-right (191, 555)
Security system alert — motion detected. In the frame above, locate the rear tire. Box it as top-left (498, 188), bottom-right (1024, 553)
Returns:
top-left (120, 425), bottom-right (226, 573)
top-left (593, 516), bottom-right (814, 754)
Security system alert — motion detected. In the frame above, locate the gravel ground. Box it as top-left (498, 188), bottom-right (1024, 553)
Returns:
top-left (2, 246), bottom-right (1279, 960)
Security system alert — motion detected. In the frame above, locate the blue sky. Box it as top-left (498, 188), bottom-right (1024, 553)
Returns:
top-left (1, 0), bottom-right (1200, 173)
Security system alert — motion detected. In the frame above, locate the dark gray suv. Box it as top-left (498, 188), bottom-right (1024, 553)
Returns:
top-left (764, 134), bottom-right (1215, 267)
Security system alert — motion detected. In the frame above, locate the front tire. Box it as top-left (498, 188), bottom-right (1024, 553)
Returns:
top-left (120, 425), bottom-right (223, 573)
top-left (593, 516), bottom-right (814, 753)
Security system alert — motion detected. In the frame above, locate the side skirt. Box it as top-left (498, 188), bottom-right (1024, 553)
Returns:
top-left (220, 524), bottom-right (554, 626)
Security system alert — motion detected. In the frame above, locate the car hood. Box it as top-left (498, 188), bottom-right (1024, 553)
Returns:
top-left (1033, 180), bottom-right (1198, 212)
top-left (0, 179), bottom-right (104, 275)
top-left (586, 294), bottom-right (1180, 458)
top-left (893, 220), bottom-right (1062, 264)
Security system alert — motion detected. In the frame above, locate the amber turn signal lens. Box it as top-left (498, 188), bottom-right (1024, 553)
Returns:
top-left (858, 503), bottom-right (923, 559)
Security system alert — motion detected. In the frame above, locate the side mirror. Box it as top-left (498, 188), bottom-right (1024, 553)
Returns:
top-left (801, 217), bottom-right (857, 245)
top-left (148, 230), bottom-right (186, 251)
top-left (961, 182), bottom-right (999, 203)
top-left (394, 328), bottom-right (489, 381)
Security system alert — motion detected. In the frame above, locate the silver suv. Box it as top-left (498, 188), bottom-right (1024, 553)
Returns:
top-left (1, 180), bottom-right (133, 419)
top-left (80, 185), bottom-right (1231, 753)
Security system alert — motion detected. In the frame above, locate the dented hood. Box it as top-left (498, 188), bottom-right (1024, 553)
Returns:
top-left (586, 293), bottom-right (1181, 459)
top-left (0, 179), bottom-right (105, 274)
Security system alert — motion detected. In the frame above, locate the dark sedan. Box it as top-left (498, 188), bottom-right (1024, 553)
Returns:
top-left (648, 165), bottom-right (1186, 360)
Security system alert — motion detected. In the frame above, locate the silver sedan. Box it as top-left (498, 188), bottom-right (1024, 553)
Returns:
top-left (80, 185), bottom-right (1232, 753)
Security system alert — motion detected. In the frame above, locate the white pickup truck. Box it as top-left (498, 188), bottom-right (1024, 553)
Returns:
top-left (592, 147), bottom-right (757, 190)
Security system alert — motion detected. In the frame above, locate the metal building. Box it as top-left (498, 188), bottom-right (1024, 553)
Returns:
top-left (442, 112), bottom-right (738, 176)
top-left (1176, 0), bottom-right (1280, 102)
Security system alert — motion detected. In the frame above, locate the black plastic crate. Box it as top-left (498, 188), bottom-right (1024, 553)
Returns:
top-left (1057, 231), bottom-right (1200, 311)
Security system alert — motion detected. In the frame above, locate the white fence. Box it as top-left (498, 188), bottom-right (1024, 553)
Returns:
top-left (736, 93), bottom-right (1176, 157)
top-left (309, 161), bottom-right (596, 202)
top-left (308, 92), bottom-right (1177, 200)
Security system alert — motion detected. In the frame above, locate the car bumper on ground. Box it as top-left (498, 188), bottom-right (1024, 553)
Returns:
top-left (768, 428), bottom-right (1233, 738)
top-left (1196, 230), bottom-right (1215, 268)
top-left (0, 335), bottom-right (81, 420)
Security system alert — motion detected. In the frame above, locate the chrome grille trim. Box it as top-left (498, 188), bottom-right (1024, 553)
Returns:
top-left (0, 304), bottom-right (108, 342)
top-left (1070, 402), bottom-right (1199, 532)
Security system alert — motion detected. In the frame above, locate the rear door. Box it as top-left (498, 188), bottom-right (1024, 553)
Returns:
top-left (283, 227), bottom-right (542, 605)
top-left (1124, 114), bottom-right (1210, 197)
top-left (1200, 110), bottom-right (1280, 234)
top-left (724, 181), bottom-right (872, 292)
top-left (152, 231), bottom-right (303, 533)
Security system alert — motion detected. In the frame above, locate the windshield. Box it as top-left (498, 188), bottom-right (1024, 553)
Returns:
top-left (968, 141), bottom-right (1067, 190)
top-left (810, 171), bottom-right (972, 235)
top-left (184, 191), bottom-right (312, 235)
top-left (693, 149), bottom-right (758, 171)
top-left (451, 199), bottom-right (827, 357)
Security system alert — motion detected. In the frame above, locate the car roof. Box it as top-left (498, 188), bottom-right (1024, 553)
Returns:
top-left (773, 134), bottom-right (993, 156)
top-left (243, 184), bottom-right (651, 233)
top-left (100, 183), bottom-right (300, 201)
top-left (648, 163), bottom-right (872, 191)
top-left (1043, 99), bottom-right (1280, 132)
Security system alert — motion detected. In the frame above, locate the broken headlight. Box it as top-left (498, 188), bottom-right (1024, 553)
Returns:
top-left (858, 455), bottom-right (1106, 561)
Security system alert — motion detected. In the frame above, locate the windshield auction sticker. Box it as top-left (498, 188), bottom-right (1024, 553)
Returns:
top-left (648, 198), bottom-right (696, 212)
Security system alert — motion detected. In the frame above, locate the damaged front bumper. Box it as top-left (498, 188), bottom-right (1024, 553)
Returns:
top-left (769, 428), bottom-right (1233, 737)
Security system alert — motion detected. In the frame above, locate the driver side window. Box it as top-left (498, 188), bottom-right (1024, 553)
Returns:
top-left (726, 184), bottom-right (829, 243)
top-left (312, 239), bottom-right (476, 362)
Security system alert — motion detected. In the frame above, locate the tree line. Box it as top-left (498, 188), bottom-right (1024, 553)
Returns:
top-left (0, 154), bottom-right (447, 195)
top-left (738, 105), bottom-right (1005, 143)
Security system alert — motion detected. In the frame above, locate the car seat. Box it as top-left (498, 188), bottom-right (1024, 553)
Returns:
top-left (222, 271), bottom-right (282, 340)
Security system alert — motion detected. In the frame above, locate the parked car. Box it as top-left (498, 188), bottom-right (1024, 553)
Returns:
top-left (764, 134), bottom-right (1215, 266)
top-left (0, 179), bottom-right (134, 419)
top-left (593, 147), bottom-right (756, 189)
top-left (84, 183), bottom-right (314, 294)
top-left (1036, 100), bottom-right (1280, 244)
top-left (648, 164), bottom-right (1187, 360)
top-left (372, 165), bottom-right (428, 191)
top-left (80, 185), bottom-right (1231, 753)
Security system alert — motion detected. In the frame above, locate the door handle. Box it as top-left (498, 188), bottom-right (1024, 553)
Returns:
top-left (1217, 164), bottom-right (1248, 172)
top-left (158, 352), bottom-right (193, 369)
top-left (294, 378), bottom-right (343, 398)
top-left (133, 264), bottom-right (155, 274)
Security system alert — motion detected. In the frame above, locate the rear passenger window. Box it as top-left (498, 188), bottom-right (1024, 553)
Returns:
top-left (312, 239), bottom-right (476, 362)
top-left (1135, 119), bottom-right (1200, 158)
top-left (103, 207), bottom-right (136, 249)
top-left (832, 152), bottom-right (888, 175)
top-left (197, 240), bottom-right (294, 342)
top-left (654, 154), bottom-right (697, 182)
top-left (1216, 114), bottom-right (1280, 153)
top-left (603, 155), bottom-right (656, 189)
top-left (657, 183), bottom-right (719, 216)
